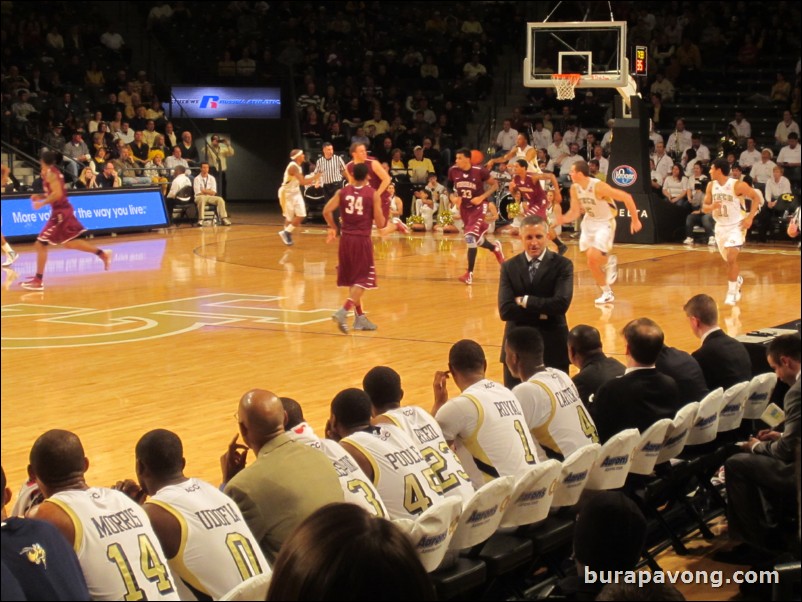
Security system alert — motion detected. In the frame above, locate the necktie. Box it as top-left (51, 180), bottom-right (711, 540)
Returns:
top-left (529, 258), bottom-right (540, 282)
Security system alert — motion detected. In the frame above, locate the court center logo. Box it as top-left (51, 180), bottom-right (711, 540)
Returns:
top-left (611, 165), bottom-right (638, 187)
top-left (2, 294), bottom-right (337, 349)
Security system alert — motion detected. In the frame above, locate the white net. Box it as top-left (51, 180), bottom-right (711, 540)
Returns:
top-left (552, 75), bottom-right (581, 100)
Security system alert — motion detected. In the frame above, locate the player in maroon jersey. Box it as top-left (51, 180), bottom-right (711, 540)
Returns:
top-left (508, 159), bottom-right (568, 255)
top-left (324, 163), bottom-right (386, 333)
top-left (345, 143), bottom-right (410, 236)
top-left (20, 151), bottom-right (111, 291)
top-left (448, 148), bottom-right (502, 284)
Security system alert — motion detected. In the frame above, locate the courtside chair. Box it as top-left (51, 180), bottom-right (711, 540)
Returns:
top-left (685, 388), bottom-right (725, 446)
top-left (656, 402), bottom-right (699, 465)
top-left (429, 475), bottom-right (514, 600)
top-left (717, 381), bottom-right (751, 436)
top-left (584, 428), bottom-right (641, 491)
top-left (393, 496), bottom-right (462, 573)
top-left (630, 419), bottom-right (673, 476)
top-left (743, 372), bottom-right (778, 421)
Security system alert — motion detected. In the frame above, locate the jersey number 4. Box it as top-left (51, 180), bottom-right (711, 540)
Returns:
top-left (106, 534), bottom-right (174, 601)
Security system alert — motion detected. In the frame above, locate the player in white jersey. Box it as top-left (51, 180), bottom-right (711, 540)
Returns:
top-left (277, 149), bottom-right (321, 246)
top-left (703, 158), bottom-right (761, 306)
top-left (433, 340), bottom-right (539, 485)
top-left (560, 160), bottom-right (642, 305)
top-left (128, 429), bottom-right (268, 601)
top-left (327, 388), bottom-right (445, 520)
top-left (363, 366), bottom-right (475, 504)
top-left (486, 132), bottom-right (538, 173)
top-left (504, 327), bottom-right (598, 460)
top-left (280, 397), bottom-right (389, 518)
top-left (27, 430), bottom-right (179, 601)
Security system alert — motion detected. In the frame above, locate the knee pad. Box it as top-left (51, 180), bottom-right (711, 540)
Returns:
top-left (464, 234), bottom-right (478, 248)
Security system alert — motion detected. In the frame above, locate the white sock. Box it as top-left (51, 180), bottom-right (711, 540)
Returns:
top-left (2, 243), bottom-right (12, 253)
top-left (602, 285), bottom-right (612, 294)
top-left (285, 224), bottom-right (295, 233)
top-left (728, 280), bottom-right (738, 293)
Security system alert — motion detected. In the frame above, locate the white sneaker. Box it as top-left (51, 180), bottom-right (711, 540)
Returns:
top-left (683, 237), bottom-right (694, 245)
top-left (594, 291), bottom-right (615, 305)
top-left (724, 291), bottom-right (741, 306)
top-left (708, 236), bottom-right (716, 246)
top-left (605, 254), bottom-right (618, 285)
top-left (2, 250), bottom-right (18, 267)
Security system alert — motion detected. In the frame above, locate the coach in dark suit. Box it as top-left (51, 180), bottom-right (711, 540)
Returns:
top-left (683, 294), bottom-right (752, 391)
top-left (722, 334), bottom-right (800, 559)
top-left (591, 318), bottom-right (683, 443)
top-left (568, 324), bottom-right (626, 405)
top-left (499, 215), bottom-right (573, 388)
top-left (656, 344), bottom-right (709, 404)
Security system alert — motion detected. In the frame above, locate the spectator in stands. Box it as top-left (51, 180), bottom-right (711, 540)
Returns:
top-left (178, 131), bottom-right (199, 167)
top-left (91, 146), bottom-right (109, 174)
top-left (75, 166), bottom-right (99, 190)
top-left (193, 162), bottom-right (232, 226)
top-left (554, 492), bottom-right (648, 600)
top-left (563, 119), bottom-right (588, 147)
top-left (222, 389), bottom-right (343, 563)
top-left (682, 134), bottom-right (710, 167)
top-left (751, 148), bottom-right (778, 190)
top-left (663, 164), bottom-right (689, 208)
top-left (115, 146), bottom-right (151, 187)
top-left (771, 72), bottom-right (792, 104)
top-left (739, 137), bottom-right (761, 173)
top-left (777, 132), bottom-right (801, 189)
top-left (757, 166), bottom-right (793, 242)
top-left (217, 51), bottom-right (237, 77)
top-left (684, 168), bottom-right (715, 246)
top-left (62, 130), bottom-right (91, 180)
top-left (115, 121), bottom-right (134, 145)
top-left (730, 111), bottom-right (752, 146)
top-left (667, 119), bottom-right (693, 158)
top-left (1, 466), bottom-right (91, 601)
top-left (531, 119), bottom-right (552, 150)
top-left (266, 504), bottom-right (435, 601)
top-left (720, 334), bottom-right (800, 564)
top-left (775, 110), bottom-right (800, 146)
top-left (650, 72), bottom-right (675, 102)
top-left (97, 161), bottom-right (121, 189)
top-left (568, 324), bottom-right (625, 405)
top-left (684, 294), bottom-right (753, 391)
top-left (163, 121), bottom-right (178, 150)
top-left (53, 92), bottom-right (79, 125)
top-left (591, 318), bottom-right (682, 443)
top-left (652, 141), bottom-right (674, 186)
top-left (11, 90), bottom-right (36, 124)
top-left (144, 155), bottom-right (169, 193)
top-left (130, 130), bottom-right (150, 168)
top-left (43, 122), bottom-right (66, 151)
top-left (495, 119), bottom-right (518, 154)
top-left (148, 134), bottom-right (168, 162)
top-left (364, 109), bottom-right (390, 137)
top-left (100, 23), bottom-right (126, 54)
top-left (463, 54), bottom-right (489, 99)
top-left (407, 145), bottom-right (435, 186)
top-left (165, 145), bottom-right (189, 176)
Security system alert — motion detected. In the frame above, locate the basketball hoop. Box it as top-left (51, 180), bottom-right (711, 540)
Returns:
top-left (551, 73), bottom-right (582, 100)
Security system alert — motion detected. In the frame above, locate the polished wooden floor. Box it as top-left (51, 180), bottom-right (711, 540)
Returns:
top-left (2, 209), bottom-right (799, 600)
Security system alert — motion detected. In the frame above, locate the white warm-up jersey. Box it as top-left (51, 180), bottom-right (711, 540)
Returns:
top-left (147, 478), bottom-right (269, 600)
top-left (342, 425), bottom-right (444, 520)
top-left (383, 406), bottom-right (475, 503)
top-left (574, 177), bottom-right (616, 223)
top-left (512, 368), bottom-right (599, 459)
top-left (290, 422), bottom-right (389, 518)
top-left (47, 488), bottom-right (180, 601)
top-left (710, 177), bottom-right (745, 226)
top-left (435, 379), bottom-right (539, 485)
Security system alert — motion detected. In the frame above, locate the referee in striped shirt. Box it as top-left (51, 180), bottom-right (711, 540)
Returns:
top-left (313, 142), bottom-right (347, 232)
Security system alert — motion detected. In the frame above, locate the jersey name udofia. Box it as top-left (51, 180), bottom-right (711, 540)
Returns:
top-left (383, 406), bottom-right (475, 504)
top-left (289, 422), bottom-right (389, 518)
top-left (574, 177), bottom-right (616, 223)
top-left (711, 177), bottom-right (745, 226)
top-left (342, 424), bottom-right (445, 520)
top-left (47, 487), bottom-right (180, 601)
top-left (147, 478), bottom-right (268, 600)
top-left (512, 368), bottom-right (599, 459)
